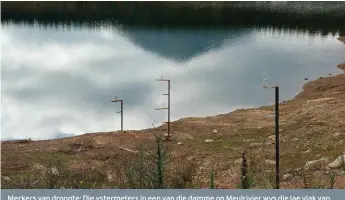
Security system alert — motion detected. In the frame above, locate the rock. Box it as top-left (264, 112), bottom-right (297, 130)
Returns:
top-left (34, 163), bottom-right (45, 170)
top-left (119, 147), bottom-right (139, 154)
top-left (265, 159), bottom-right (276, 165)
top-left (187, 135), bottom-right (195, 140)
top-left (295, 168), bottom-right (302, 172)
top-left (333, 133), bottom-right (342, 138)
top-left (317, 154), bottom-right (321, 158)
top-left (282, 174), bottom-right (293, 181)
top-left (279, 129), bottom-right (283, 132)
top-left (212, 129), bottom-right (218, 134)
top-left (305, 158), bottom-right (329, 170)
top-left (2, 176), bottom-right (10, 181)
top-left (303, 149), bottom-right (311, 154)
top-left (264, 135), bottom-right (276, 145)
top-left (234, 158), bottom-right (243, 165)
top-left (186, 156), bottom-right (195, 161)
top-left (163, 133), bottom-right (169, 137)
top-left (286, 168), bottom-right (293, 173)
top-left (320, 157), bottom-right (331, 163)
top-left (265, 170), bottom-right (273, 173)
top-left (268, 135), bottom-right (277, 143)
top-left (267, 135), bottom-right (275, 141)
top-left (106, 171), bottom-right (113, 182)
top-left (293, 138), bottom-right (299, 141)
top-left (51, 167), bottom-right (59, 175)
top-left (177, 142), bottom-right (183, 145)
top-left (250, 143), bottom-right (262, 147)
top-left (204, 139), bottom-right (214, 143)
top-left (328, 155), bottom-right (345, 169)
top-left (49, 148), bottom-right (58, 152)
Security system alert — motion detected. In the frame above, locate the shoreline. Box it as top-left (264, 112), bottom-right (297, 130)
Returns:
top-left (338, 36), bottom-right (345, 43)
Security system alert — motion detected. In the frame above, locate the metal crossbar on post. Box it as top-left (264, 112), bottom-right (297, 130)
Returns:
top-left (111, 96), bottom-right (123, 132)
top-left (260, 73), bottom-right (280, 189)
top-left (155, 75), bottom-right (172, 141)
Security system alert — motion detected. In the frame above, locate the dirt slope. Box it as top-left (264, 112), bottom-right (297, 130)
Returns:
top-left (1, 40), bottom-right (345, 189)
top-left (338, 36), bottom-right (345, 43)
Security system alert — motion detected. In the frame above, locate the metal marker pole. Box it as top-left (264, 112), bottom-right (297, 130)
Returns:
top-left (275, 86), bottom-right (280, 189)
top-left (156, 77), bottom-right (172, 141)
top-left (261, 73), bottom-right (280, 189)
top-left (168, 80), bottom-right (171, 141)
top-left (120, 100), bottom-right (123, 132)
top-left (111, 97), bottom-right (123, 132)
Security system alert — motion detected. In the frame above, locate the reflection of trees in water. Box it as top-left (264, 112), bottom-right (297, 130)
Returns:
top-left (2, 2), bottom-right (344, 62)
top-left (2, 19), bottom-right (344, 37)
top-left (1, 2), bottom-right (345, 36)
top-left (123, 27), bottom-right (252, 62)
top-left (1, 20), bottom-right (342, 62)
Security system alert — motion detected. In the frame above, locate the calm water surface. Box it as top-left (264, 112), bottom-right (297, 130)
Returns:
top-left (1, 23), bottom-right (344, 140)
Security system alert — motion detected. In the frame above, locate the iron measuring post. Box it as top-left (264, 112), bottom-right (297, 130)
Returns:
top-left (111, 96), bottom-right (123, 132)
top-left (261, 73), bottom-right (280, 189)
top-left (155, 76), bottom-right (172, 141)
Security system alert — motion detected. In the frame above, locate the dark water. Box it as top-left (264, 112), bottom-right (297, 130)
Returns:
top-left (1, 21), bottom-right (344, 140)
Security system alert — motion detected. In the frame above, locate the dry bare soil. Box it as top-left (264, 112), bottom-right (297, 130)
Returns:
top-left (1, 38), bottom-right (345, 189)
top-left (338, 36), bottom-right (345, 43)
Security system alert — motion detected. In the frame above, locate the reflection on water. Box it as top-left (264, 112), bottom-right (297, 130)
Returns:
top-left (1, 22), bottom-right (344, 140)
top-left (125, 28), bottom-right (252, 63)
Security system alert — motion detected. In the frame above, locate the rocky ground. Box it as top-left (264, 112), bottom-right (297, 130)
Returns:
top-left (1, 37), bottom-right (345, 189)
top-left (338, 36), bottom-right (345, 43)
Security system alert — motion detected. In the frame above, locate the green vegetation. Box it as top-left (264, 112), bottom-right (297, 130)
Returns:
top-left (238, 151), bottom-right (255, 189)
top-left (210, 169), bottom-right (215, 189)
top-left (124, 136), bottom-right (170, 189)
top-left (1, 133), bottom-right (195, 189)
top-left (2, 134), bottom-right (342, 189)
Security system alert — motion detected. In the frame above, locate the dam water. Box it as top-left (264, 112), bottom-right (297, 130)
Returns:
top-left (1, 20), bottom-right (344, 140)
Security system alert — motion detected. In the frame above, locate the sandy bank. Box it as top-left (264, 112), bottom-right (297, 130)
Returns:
top-left (338, 36), bottom-right (345, 43)
top-left (338, 62), bottom-right (345, 71)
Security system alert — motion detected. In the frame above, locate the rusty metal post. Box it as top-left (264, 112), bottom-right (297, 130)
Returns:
top-left (111, 97), bottom-right (123, 132)
top-left (167, 80), bottom-right (171, 141)
top-left (260, 73), bottom-right (280, 189)
top-left (156, 76), bottom-right (172, 141)
top-left (275, 86), bottom-right (280, 189)
top-left (120, 100), bottom-right (123, 132)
